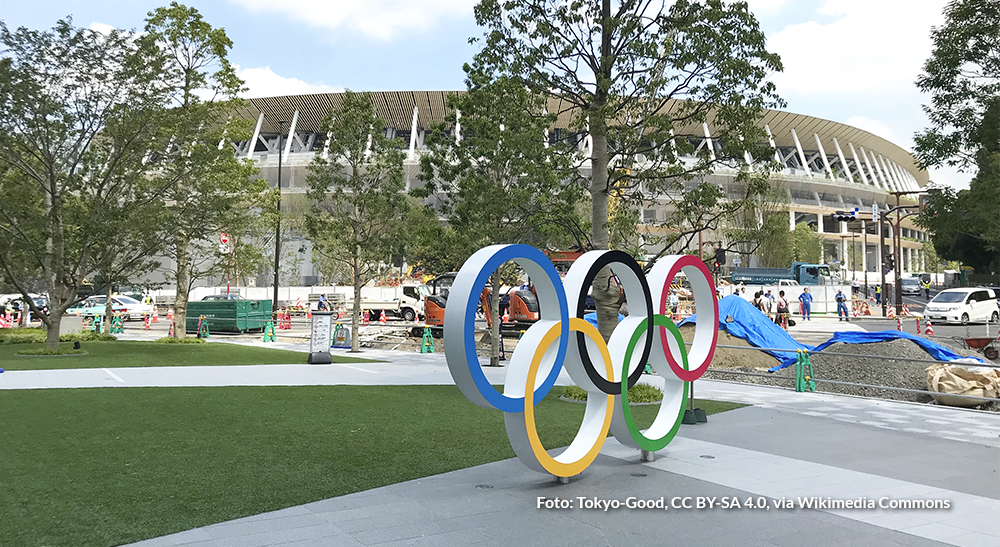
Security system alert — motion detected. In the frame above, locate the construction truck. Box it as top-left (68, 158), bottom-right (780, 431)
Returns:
top-left (327, 283), bottom-right (428, 322)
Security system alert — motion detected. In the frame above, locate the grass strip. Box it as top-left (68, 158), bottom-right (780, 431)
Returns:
top-left (0, 385), bottom-right (745, 546)
top-left (0, 341), bottom-right (374, 371)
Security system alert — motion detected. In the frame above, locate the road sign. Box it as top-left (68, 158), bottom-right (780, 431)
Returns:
top-left (733, 258), bottom-right (742, 265)
top-left (872, 204), bottom-right (878, 222)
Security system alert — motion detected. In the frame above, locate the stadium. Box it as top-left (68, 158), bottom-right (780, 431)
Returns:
top-left (225, 91), bottom-right (930, 286)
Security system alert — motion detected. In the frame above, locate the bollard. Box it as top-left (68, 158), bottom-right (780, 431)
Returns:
top-left (795, 349), bottom-right (816, 393)
top-left (197, 315), bottom-right (210, 339)
top-left (168, 320), bottom-right (175, 338)
top-left (915, 316), bottom-right (921, 335)
top-left (421, 326), bottom-right (435, 353)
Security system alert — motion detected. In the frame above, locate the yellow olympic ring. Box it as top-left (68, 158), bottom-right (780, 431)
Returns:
top-left (522, 318), bottom-right (615, 477)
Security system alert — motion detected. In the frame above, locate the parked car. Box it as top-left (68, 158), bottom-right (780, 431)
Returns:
top-left (900, 277), bottom-right (923, 296)
top-left (65, 296), bottom-right (129, 320)
top-left (202, 294), bottom-right (245, 300)
top-left (113, 295), bottom-right (154, 320)
top-left (924, 288), bottom-right (999, 325)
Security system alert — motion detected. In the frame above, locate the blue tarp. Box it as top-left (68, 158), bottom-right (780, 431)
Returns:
top-left (770, 330), bottom-right (986, 372)
top-left (679, 295), bottom-right (812, 368)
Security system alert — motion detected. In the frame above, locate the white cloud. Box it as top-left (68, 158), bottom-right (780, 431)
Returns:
top-left (768, 0), bottom-right (948, 96)
top-left (236, 65), bottom-right (343, 98)
top-left (88, 22), bottom-right (116, 35)
top-left (228, 0), bottom-right (477, 40)
top-left (844, 115), bottom-right (901, 144)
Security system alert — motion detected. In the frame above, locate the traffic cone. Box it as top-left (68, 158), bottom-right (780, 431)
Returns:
top-left (363, 311), bottom-right (370, 326)
top-left (502, 309), bottom-right (510, 323)
top-left (379, 310), bottom-right (387, 323)
top-left (167, 307), bottom-right (174, 321)
top-left (887, 306), bottom-right (895, 319)
top-left (306, 310), bottom-right (312, 319)
top-left (925, 321), bottom-right (935, 336)
top-left (144, 314), bottom-right (151, 330)
top-left (151, 309), bottom-right (159, 323)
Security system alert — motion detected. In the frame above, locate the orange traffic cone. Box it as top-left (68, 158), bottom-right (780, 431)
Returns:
top-left (502, 309), bottom-right (510, 323)
top-left (379, 310), bottom-right (387, 323)
top-left (925, 321), bottom-right (935, 336)
top-left (151, 309), bottom-right (159, 323)
top-left (167, 307), bottom-right (174, 321)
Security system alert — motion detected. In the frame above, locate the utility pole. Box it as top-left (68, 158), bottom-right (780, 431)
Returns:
top-left (879, 218), bottom-right (887, 317)
top-left (890, 190), bottom-right (926, 317)
top-left (272, 120), bottom-right (288, 315)
top-left (862, 219), bottom-right (868, 299)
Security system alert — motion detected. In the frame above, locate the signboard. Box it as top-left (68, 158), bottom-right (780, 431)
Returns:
top-left (732, 257), bottom-right (742, 265)
top-left (219, 233), bottom-right (233, 254)
top-left (872, 204), bottom-right (878, 223)
top-left (308, 312), bottom-right (333, 364)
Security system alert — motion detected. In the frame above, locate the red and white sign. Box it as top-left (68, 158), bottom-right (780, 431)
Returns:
top-left (219, 233), bottom-right (233, 254)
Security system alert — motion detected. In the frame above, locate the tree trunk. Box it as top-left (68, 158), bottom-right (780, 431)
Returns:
top-left (44, 310), bottom-right (62, 350)
top-left (351, 255), bottom-right (361, 353)
top-left (173, 237), bottom-right (190, 340)
top-left (589, 116), bottom-right (619, 342)
top-left (490, 272), bottom-right (501, 367)
top-left (104, 283), bottom-right (114, 334)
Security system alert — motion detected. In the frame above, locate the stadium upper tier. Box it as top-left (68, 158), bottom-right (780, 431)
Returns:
top-left (229, 90), bottom-right (926, 196)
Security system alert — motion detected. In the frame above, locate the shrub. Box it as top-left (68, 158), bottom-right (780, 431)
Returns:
top-left (561, 382), bottom-right (663, 403)
top-left (154, 337), bottom-right (205, 344)
top-left (15, 348), bottom-right (88, 356)
top-left (0, 328), bottom-right (116, 345)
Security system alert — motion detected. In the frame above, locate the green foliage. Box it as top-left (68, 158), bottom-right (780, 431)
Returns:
top-left (0, 18), bottom-right (173, 348)
top-left (759, 213), bottom-right (793, 268)
top-left (154, 336), bottom-right (205, 344)
top-left (15, 347), bottom-right (88, 356)
top-left (0, 329), bottom-right (116, 345)
top-left (563, 382), bottom-right (663, 403)
top-left (306, 91), bottom-right (409, 351)
top-left (915, 0), bottom-right (1000, 170)
top-left (790, 222), bottom-right (822, 264)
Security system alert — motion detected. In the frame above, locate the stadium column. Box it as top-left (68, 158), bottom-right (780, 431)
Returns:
top-left (284, 110), bottom-right (298, 157)
top-left (860, 147), bottom-right (885, 190)
top-left (702, 123), bottom-right (716, 161)
top-left (833, 138), bottom-right (851, 182)
top-left (408, 105), bottom-right (419, 160)
top-left (813, 133), bottom-right (834, 179)
top-left (791, 128), bottom-right (811, 177)
top-left (764, 124), bottom-right (781, 163)
top-left (848, 142), bottom-right (871, 187)
top-left (247, 112), bottom-right (264, 160)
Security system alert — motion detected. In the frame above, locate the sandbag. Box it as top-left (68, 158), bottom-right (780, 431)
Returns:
top-left (925, 362), bottom-right (1000, 408)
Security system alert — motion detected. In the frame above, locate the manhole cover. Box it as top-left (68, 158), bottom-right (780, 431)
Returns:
top-left (475, 484), bottom-right (494, 490)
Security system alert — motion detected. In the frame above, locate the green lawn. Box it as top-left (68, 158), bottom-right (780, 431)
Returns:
top-left (0, 385), bottom-right (746, 547)
top-left (0, 341), bottom-right (374, 371)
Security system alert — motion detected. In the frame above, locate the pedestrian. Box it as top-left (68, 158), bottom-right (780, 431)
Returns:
top-left (835, 289), bottom-right (849, 322)
top-left (317, 294), bottom-right (328, 311)
top-left (669, 289), bottom-right (680, 316)
top-left (775, 290), bottom-right (789, 327)
top-left (765, 290), bottom-right (775, 317)
top-left (875, 284), bottom-right (881, 305)
top-left (924, 280), bottom-right (931, 301)
top-left (798, 287), bottom-right (813, 321)
top-left (851, 278), bottom-right (859, 296)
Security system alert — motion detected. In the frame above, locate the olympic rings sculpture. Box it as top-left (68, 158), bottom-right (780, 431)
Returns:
top-left (444, 245), bottom-right (719, 478)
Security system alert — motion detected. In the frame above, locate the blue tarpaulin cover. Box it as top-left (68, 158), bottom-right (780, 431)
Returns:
top-left (583, 312), bottom-right (624, 330)
top-left (679, 295), bottom-right (812, 368)
top-left (768, 330), bottom-right (986, 371)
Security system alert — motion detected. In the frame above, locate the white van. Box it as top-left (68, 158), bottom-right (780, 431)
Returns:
top-left (924, 288), bottom-right (999, 325)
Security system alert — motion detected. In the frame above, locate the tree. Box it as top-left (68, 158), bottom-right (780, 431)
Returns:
top-left (469, 0), bottom-right (783, 338)
top-left (417, 75), bottom-right (584, 365)
top-left (305, 91), bottom-right (409, 352)
top-left (0, 19), bottom-right (172, 349)
top-left (915, 0), bottom-right (1000, 171)
top-left (789, 222), bottom-right (821, 264)
top-left (759, 213), bottom-right (792, 268)
top-left (142, 3), bottom-right (267, 339)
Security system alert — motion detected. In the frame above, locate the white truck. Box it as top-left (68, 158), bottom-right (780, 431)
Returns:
top-left (327, 283), bottom-right (429, 322)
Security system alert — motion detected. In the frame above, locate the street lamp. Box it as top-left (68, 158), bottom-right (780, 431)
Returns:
top-left (273, 120), bottom-right (288, 315)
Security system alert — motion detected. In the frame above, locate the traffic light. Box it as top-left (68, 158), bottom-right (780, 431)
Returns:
top-left (885, 255), bottom-right (895, 270)
top-left (832, 208), bottom-right (859, 222)
top-left (713, 261), bottom-right (721, 273)
top-left (714, 247), bottom-right (726, 266)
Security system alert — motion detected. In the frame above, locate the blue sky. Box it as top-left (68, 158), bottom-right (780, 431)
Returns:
top-left (1, 0), bottom-right (965, 188)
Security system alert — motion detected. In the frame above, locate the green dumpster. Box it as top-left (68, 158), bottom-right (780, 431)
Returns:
top-left (185, 299), bottom-right (272, 334)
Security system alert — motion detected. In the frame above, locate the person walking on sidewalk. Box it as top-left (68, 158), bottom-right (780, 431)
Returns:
top-left (835, 290), bottom-right (849, 321)
top-left (798, 287), bottom-right (813, 321)
top-left (775, 290), bottom-right (789, 328)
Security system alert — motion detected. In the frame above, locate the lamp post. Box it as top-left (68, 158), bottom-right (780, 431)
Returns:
top-left (890, 190), bottom-right (926, 317)
top-left (273, 120), bottom-right (288, 315)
